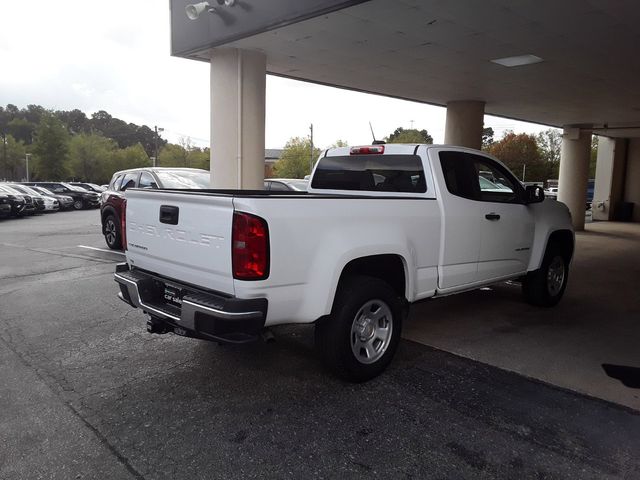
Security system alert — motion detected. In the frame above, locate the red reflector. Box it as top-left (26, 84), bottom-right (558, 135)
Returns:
top-left (121, 199), bottom-right (127, 251)
top-left (350, 145), bottom-right (385, 155)
top-left (232, 211), bottom-right (269, 280)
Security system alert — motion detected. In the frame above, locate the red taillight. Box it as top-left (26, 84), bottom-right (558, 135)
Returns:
top-left (350, 145), bottom-right (385, 155)
top-left (232, 211), bottom-right (269, 280)
top-left (121, 199), bottom-right (127, 251)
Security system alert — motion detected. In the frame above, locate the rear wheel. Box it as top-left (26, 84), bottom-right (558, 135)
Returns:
top-left (73, 199), bottom-right (84, 210)
top-left (104, 214), bottom-right (122, 250)
top-left (522, 243), bottom-right (569, 307)
top-left (315, 275), bottom-right (404, 382)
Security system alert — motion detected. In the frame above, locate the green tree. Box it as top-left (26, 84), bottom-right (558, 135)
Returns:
top-left (589, 135), bottom-right (598, 178)
top-left (332, 139), bottom-right (349, 147)
top-left (7, 118), bottom-right (36, 144)
top-left (188, 147), bottom-right (210, 170)
top-left (56, 109), bottom-right (89, 135)
top-left (108, 143), bottom-right (151, 174)
top-left (385, 127), bottom-right (433, 144)
top-left (487, 132), bottom-right (547, 182)
top-left (536, 128), bottom-right (562, 180)
top-left (482, 127), bottom-right (494, 149)
top-left (68, 133), bottom-right (117, 182)
top-left (273, 137), bottom-right (321, 178)
top-left (32, 114), bottom-right (70, 180)
top-left (158, 143), bottom-right (189, 167)
top-left (1, 134), bottom-right (26, 180)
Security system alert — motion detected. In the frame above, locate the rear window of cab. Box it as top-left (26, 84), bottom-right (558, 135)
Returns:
top-left (311, 154), bottom-right (426, 193)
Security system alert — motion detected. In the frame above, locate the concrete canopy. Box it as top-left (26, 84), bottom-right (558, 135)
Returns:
top-left (171, 0), bottom-right (640, 132)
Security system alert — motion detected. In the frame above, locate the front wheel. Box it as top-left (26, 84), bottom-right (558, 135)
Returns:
top-left (522, 244), bottom-right (569, 307)
top-left (103, 214), bottom-right (122, 250)
top-left (315, 275), bottom-right (405, 382)
top-left (73, 199), bottom-right (84, 210)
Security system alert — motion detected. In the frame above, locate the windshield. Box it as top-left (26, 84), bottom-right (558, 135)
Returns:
top-left (62, 182), bottom-right (90, 192)
top-left (16, 185), bottom-right (42, 196)
top-left (87, 183), bottom-right (106, 192)
top-left (34, 186), bottom-right (55, 196)
top-left (155, 170), bottom-right (211, 189)
top-left (0, 185), bottom-right (23, 195)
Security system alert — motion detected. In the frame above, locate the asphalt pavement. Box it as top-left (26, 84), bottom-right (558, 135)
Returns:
top-left (1, 210), bottom-right (639, 479)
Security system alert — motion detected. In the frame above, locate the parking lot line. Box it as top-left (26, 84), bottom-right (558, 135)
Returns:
top-left (78, 245), bottom-right (125, 256)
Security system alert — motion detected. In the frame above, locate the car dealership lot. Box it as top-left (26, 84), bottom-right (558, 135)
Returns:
top-left (1, 211), bottom-right (639, 479)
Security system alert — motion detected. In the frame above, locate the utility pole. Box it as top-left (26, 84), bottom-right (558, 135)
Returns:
top-left (154, 125), bottom-right (164, 167)
top-left (25, 153), bottom-right (31, 182)
top-left (522, 163), bottom-right (526, 182)
top-left (2, 133), bottom-right (6, 178)
top-left (309, 123), bottom-right (314, 174)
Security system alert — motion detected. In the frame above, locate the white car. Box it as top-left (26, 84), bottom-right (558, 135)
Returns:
top-left (115, 144), bottom-right (574, 381)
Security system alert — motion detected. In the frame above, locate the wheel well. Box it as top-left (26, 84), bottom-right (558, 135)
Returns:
top-left (101, 206), bottom-right (116, 222)
top-left (548, 230), bottom-right (574, 262)
top-left (338, 255), bottom-right (406, 299)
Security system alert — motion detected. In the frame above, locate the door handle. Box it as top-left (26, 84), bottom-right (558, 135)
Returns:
top-left (485, 213), bottom-right (500, 221)
top-left (159, 205), bottom-right (179, 225)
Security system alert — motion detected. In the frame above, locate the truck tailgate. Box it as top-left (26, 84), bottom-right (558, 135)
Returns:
top-left (125, 189), bottom-right (235, 295)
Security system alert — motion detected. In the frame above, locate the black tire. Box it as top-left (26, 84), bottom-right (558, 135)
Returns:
top-left (315, 275), bottom-right (405, 382)
top-left (103, 214), bottom-right (122, 250)
top-left (73, 199), bottom-right (84, 210)
top-left (522, 243), bottom-right (569, 307)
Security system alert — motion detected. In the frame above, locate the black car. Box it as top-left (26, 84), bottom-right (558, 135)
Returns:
top-left (0, 185), bottom-right (33, 216)
top-left (6, 184), bottom-right (48, 213)
top-left (24, 182), bottom-right (100, 210)
top-left (0, 194), bottom-right (13, 218)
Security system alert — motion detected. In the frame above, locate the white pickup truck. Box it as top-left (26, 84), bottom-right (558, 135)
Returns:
top-left (115, 144), bottom-right (574, 381)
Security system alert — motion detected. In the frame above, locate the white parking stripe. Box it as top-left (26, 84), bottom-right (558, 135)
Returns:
top-left (77, 245), bottom-right (125, 256)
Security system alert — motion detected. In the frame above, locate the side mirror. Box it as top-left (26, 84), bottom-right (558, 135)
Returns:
top-left (525, 185), bottom-right (545, 204)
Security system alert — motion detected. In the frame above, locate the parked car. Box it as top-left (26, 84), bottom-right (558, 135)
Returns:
top-left (69, 182), bottom-right (106, 193)
top-left (0, 194), bottom-right (12, 218)
top-left (23, 182), bottom-right (100, 210)
top-left (114, 144), bottom-right (574, 382)
top-left (264, 178), bottom-right (309, 191)
top-left (0, 185), bottom-right (33, 216)
top-left (101, 167), bottom-right (210, 250)
top-left (28, 186), bottom-right (75, 210)
top-left (8, 184), bottom-right (59, 212)
top-left (2, 184), bottom-right (45, 213)
top-left (544, 187), bottom-right (558, 200)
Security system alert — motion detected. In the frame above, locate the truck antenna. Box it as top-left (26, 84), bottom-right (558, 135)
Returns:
top-left (369, 121), bottom-right (385, 145)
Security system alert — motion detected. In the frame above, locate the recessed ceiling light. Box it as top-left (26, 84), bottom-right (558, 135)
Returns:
top-left (491, 54), bottom-right (543, 67)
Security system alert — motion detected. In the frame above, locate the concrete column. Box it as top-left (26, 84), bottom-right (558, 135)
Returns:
top-left (558, 128), bottom-right (592, 230)
top-left (210, 48), bottom-right (266, 189)
top-left (592, 137), bottom-right (627, 221)
top-left (624, 139), bottom-right (640, 222)
top-left (444, 100), bottom-right (485, 150)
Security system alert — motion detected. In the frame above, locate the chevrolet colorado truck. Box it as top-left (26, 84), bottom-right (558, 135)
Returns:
top-left (115, 144), bottom-right (574, 381)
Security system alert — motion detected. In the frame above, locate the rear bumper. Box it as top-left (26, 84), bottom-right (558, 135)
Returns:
top-left (114, 263), bottom-right (267, 343)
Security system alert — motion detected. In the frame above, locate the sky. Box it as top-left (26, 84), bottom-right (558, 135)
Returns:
top-left (0, 0), bottom-right (552, 150)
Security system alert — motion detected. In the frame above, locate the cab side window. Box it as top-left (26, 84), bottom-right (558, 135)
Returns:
top-left (139, 172), bottom-right (158, 189)
top-left (120, 172), bottom-right (139, 191)
top-left (472, 158), bottom-right (520, 203)
top-left (439, 151), bottom-right (522, 203)
top-left (110, 174), bottom-right (123, 191)
top-left (439, 151), bottom-right (479, 200)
